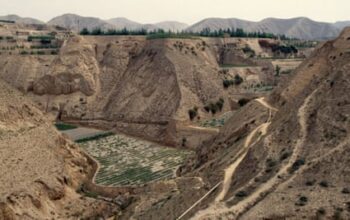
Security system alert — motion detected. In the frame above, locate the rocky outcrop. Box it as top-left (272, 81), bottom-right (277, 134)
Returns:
top-left (0, 27), bottom-right (277, 145)
top-left (33, 36), bottom-right (99, 96)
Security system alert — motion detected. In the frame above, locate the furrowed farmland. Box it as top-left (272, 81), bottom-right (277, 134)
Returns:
top-left (79, 134), bottom-right (193, 186)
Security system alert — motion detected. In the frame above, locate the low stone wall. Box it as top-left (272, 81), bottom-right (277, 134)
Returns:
top-left (80, 149), bottom-right (138, 198)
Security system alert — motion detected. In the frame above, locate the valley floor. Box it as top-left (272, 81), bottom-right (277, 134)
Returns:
top-left (58, 125), bottom-right (193, 187)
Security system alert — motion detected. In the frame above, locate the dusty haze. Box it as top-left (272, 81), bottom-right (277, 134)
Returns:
top-left (1, 0), bottom-right (349, 24)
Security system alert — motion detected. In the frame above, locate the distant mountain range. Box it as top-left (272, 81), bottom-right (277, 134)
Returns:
top-left (106, 17), bottom-right (189, 32)
top-left (0, 14), bottom-right (44, 25)
top-left (47, 14), bottom-right (189, 32)
top-left (187, 17), bottom-right (344, 40)
top-left (1, 14), bottom-right (350, 40)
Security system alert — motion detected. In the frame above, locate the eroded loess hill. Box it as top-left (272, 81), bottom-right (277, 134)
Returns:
top-left (0, 27), bottom-right (284, 147)
top-left (123, 28), bottom-right (350, 220)
top-left (0, 80), bottom-right (116, 219)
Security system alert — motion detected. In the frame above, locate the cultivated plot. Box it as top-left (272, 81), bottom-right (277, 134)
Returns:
top-left (80, 134), bottom-right (193, 186)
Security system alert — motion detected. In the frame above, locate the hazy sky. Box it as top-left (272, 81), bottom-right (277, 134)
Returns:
top-left (1, 0), bottom-right (348, 24)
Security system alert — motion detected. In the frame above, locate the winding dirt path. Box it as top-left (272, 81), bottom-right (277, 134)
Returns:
top-left (186, 125), bottom-right (220, 133)
top-left (224, 90), bottom-right (314, 219)
top-left (213, 97), bottom-right (277, 204)
top-left (192, 90), bottom-right (315, 219)
top-left (215, 122), bottom-right (270, 202)
top-left (178, 97), bottom-right (276, 220)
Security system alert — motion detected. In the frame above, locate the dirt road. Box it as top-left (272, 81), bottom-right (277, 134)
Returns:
top-left (178, 97), bottom-right (277, 220)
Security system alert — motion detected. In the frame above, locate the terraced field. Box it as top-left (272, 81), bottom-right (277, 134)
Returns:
top-left (80, 134), bottom-right (193, 186)
top-left (198, 111), bottom-right (235, 128)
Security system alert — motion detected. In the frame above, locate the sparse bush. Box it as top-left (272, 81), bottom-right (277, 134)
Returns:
top-left (333, 208), bottom-right (343, 220)
top-left (204, 98), bottom-right (224, 115)
top-left (289, 158), bottom-right (305, 173)
top-left (242, 45), bottom-right (255, 57)
top-left (319, 181), bottom-right (329, 188)
top-left (223, 79), bottom-right (233, 88)
top-left (216, 98), bottom-right (225, 111)
top-left (233, 74), bottom-right (243, 85)
top-left (341, 187), bottom-right (350, 194)
top-left (280, 152), bottom-right (290, 161)
top-left (209, 103), bottom-right (218, 114)
top-left (266, 158), bottom-right (277, 168)
top-left (346, 202), bottom-right (350, 212)
top-left (295, 196), bottom-right (308, 206)
top-left (236, 191), bottom-right (247, 197)
top-left (305, 180), bottom-right (315, 186)
top-left (317, 208), bottom-right (326, 215)
top-left (275, 65), bottom-right (281, 76)
top-left (238, 98), bottom-right (250, 107)
top-left (219, 69), bottom-right (229, 75)
top-left (223, 74), bottom-right (243, 88)
top-left (20, 51), bottom-right (28, 55)
top-left (181, 137), bottom-right (187, 147)
top-left (50, 50), bottom-right (58, 55)
top-left (188, 107), bottom-right (198, 120)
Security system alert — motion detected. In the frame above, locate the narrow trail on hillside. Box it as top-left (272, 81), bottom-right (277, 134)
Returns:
top-left (186, 125), bottom-right (220, 133)
top-left (215, 122), bottom-right (270, 202)
top-left (186, 92), bottom-right (314, 219)
top-left (224, 90), bottom-right (314, 219)
top-left (178, 97), bottom-right (277, 220)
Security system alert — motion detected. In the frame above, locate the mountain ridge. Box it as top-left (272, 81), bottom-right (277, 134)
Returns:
top-left (1, 13), bottom-right (350, 40)
top-left (187, 17), bottom-right (343, 40)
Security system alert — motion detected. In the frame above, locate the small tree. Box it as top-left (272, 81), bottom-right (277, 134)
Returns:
top-left (216, 98), bottom-right (224, 111)
top-left (234, 74), bottom-right (244, 85)
top-left (182, 138), bottom-right (187, 147)
top-left (80, 28), bottom-right (90, 35)
top-left (91, 28), bottom-right (103, 35)
top-left (275, 65), bottom-right (281, 76)
top-left (238, 98), bottom-right (250, 107)
top-left (188, 107), bottom-right (198, 120)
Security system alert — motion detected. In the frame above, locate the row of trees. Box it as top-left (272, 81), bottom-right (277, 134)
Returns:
top-left (196, 28), bottom-right (292, 40)
top-left (80, 27), bottom-right (148, 36)
top-left (80, 27), bottom-right (294, 40)
top-left (259, 39), bottom-right (298, 54)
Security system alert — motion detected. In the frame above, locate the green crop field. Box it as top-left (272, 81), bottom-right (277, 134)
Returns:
top-left (55, 122), bottom-right (78, 131)
top-left (79, 134), bottom-right (193, 186)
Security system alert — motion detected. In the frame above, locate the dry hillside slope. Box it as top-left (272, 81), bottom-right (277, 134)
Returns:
top-left (0, 79), bottom-right (116, 219)
top-left (195, 27), bottom-right (350, 220)
top-left (48, 14), bottom-right (114, 31)
top-left (125, 28), bottom-right (350, 220)
top-left (0, 26), bottom-right (279, 147)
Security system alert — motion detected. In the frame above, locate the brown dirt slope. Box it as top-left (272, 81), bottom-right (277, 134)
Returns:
top-left (0, 79), bottom-right (115, 219)
top-left (0, 25), bottom-right (279, 146)
top-left (127, 28), bottom-right (350, 220)
top-left (196, 27), bottom-right (350, 219)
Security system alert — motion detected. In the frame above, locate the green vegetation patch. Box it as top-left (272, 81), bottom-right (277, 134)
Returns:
top-left (219, 64), bottom-right (253, 68)
top-left (55, 123), bottom-right (78, 131)
top-left (80, 134), bottom-right (193, 186)
top-left (76, 132), bottom-right (114, 143)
